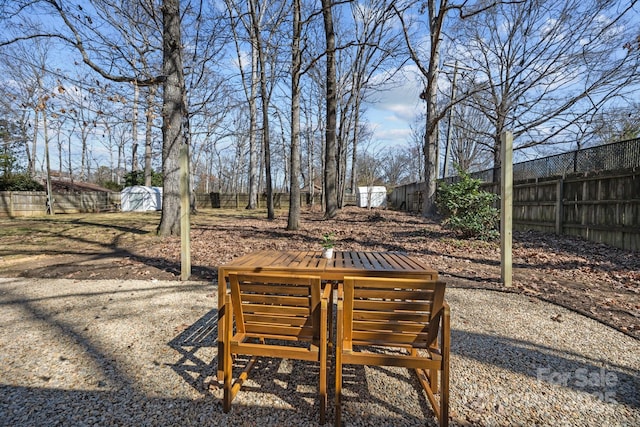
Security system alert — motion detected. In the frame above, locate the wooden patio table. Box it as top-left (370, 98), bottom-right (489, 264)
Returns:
top-left (216, 250), bottom-right (438, 381)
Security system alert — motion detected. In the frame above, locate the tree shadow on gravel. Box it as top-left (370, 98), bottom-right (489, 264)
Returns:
top-left (167, 307), bottom-right (442, 426)
top-left (168, 308), bottom-right (219, 394)
top-left (337, 360), bottom-right (441, 426)
top-left (167, 308), bottom-right (337, 424)
top-left (451, 329), bottom-right (640, 408)
top-left (0, 383), bottom-right (340, 426)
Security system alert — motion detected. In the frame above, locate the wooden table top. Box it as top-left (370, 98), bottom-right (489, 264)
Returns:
top-left (218, 250), bottom-right (437, 281)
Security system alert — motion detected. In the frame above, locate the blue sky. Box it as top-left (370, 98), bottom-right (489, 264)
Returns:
top-left (362, 65), bottom-right (425, 150)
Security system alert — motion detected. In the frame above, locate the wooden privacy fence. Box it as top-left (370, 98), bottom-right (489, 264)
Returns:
top-left (0, 191), bottom-right (357, 217)
top-left (509, 169), bottom-right (639, 251)
top-left (196, 192), bottom-right (359, 209)
top-left (0, 191), bottom-right (121, 217)
top-left (391, 168), bottom-right (640, 251)
top-left (388, 182), bottom-right (423, 212)
top-left (196, 192), bottom-right (328, 209)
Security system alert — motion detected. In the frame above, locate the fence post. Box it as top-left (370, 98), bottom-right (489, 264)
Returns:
top-left (180, 143), bottom-right (191, 280)
top-left (555, 178), bottom-right (564, 234)
top-left (500, 131), bottom-right (513, 287)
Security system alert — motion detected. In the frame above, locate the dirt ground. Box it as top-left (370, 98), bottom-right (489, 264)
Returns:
top-left (0, 207), bottom-right (638, 340)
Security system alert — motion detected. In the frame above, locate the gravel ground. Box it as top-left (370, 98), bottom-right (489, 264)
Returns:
top-left (0, 277), bottom-right (638, 426)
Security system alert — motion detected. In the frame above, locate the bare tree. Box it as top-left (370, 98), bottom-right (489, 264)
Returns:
top-left (335, 0), bottom-right (405, 206)
top-left (225, 0), bottom-right (261, 209)
top-left (395, 0), bottom-right (513, 216)
top-left (587, 104), bottom-right (640, 145)
top-left (454, 0), bottom-right (640, 177)
top-left (447, 99), bottom-right (494, 173)
top-left (407, 115), bottom-right (426, 182)
top-left (225, 0), bottom-right (289, 218)
top-left (380, 147), bottom-right (412, 187)
top-left (394, 0), bottom-right (448, 217)
top-left (1, 0), bottom-right (189, 236)
top-left (0, 39), bottom-right (57, 179)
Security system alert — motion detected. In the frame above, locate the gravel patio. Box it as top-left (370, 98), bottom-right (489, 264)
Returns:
top-left (1, 277), bottom-right (638, 426)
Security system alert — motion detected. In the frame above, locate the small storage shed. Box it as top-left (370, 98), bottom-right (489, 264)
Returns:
top-left (121, 186), bottom-right (163, 212)
top-left (356, 186), bottom-right (387, 208)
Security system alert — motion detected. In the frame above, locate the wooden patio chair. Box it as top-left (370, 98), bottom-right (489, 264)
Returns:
top-left (223, 272), bottom-right (331, 424)
top-left (335, 276), bottom-right (450, 427)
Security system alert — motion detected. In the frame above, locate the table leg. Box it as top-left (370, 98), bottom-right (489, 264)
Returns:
top-left (217, 267), bottom-right (227, 383)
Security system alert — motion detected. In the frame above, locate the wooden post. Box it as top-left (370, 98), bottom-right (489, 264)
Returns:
top-left (555, 178), bottom-right (564, 234)
top-left (500, 131), bottom-right (513, 287)
top-left (180, 143), bottom-right (191, 280)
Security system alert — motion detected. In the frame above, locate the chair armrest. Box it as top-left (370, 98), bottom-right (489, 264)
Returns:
top-left (322, 281), bottom-right (333, 301)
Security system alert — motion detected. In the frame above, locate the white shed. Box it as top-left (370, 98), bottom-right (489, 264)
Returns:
top-left (356, 186), bottom-right (387, 208)
top-left (121, 186), bottom-right (163, 212)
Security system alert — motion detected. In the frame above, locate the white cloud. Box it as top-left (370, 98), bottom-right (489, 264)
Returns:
top-left (364, 64), bottom-right (425, 140)
top-left (372, 126), bottom-right (412, 142)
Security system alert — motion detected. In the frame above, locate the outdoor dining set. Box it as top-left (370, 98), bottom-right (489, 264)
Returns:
top-left (217, 250), bottom-right (450, 426)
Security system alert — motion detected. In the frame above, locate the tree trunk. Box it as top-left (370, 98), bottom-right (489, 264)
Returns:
top-left (30, 108), bottom-right (38, 178)
top-left (421, 0), bottom-right (445, 218)
top-left (249, 0), bottom-right (274, 219)
top-left (321, 0), bottom-right (338, 218)
top-left (132, 80), bottom-right (139, 172)
top-left (247, 20), bottom-right (259, 209)
top-left (350, 100), bottom-right (360, 197)
top-left (144, 86), bottom-right (156, 187)
top-left (261, 74), bottom-right (274, 219)
top-left (287, 0), bottom-right (302, 230)
top-left (157, 0), bottom-right (185, 237)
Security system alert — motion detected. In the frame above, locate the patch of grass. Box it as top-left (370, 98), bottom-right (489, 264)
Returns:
top-left (0, 209), bottom-right (284, 254)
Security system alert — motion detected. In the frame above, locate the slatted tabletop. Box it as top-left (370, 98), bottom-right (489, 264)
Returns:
top-left (216, 250), bottom-right (438, 380)
top-left (326, 251), bottom-right (437, 280)
top-left (218, 250), bottom-right (437, 280)
top-left (218, 250), bottom-right (328, 274)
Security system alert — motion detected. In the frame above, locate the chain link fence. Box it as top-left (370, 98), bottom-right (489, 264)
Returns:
top-left (452, 138), bottom-right (640, 183)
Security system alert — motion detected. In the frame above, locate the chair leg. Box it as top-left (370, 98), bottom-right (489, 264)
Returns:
top-left (327, 282), bottom-right (335, 346)
top-left (440, 364), bottom-right (449, 427)
top-left (223, 295), bottom-right (232, 413)
top-left (335, 353), bottom-right (342, 427)
top-left (320, 295), bottom-right (328, 424)
top-left (429, 368), bottom-right (439, 393)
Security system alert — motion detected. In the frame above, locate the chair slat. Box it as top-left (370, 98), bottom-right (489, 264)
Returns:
top-left (241, 283), bottom-right (312, 296)
top-left (353, 311), bottom-right (429, 322)
top-left (352, 320), bottom-right (431, 334)
top-left (352, 330), bottom-right (433, 345)
top-left (354, 289), bottom-right (435, 300)
top-left (242, 324), bottom-right (314, 338)
top-left (240, 303), bottom-right (310, 316)
top-left (240, 294), bottom-right (311, 307)
top-left (244, 313), bottom-right (312, 327)
top-left (353, 279), bottom-right (439, 290)
top-left (353, 299), bottom-right (434, 313)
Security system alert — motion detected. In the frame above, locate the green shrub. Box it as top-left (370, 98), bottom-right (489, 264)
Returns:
top-left (436, 170), bottom-right (499, 240)
top-left (100, 180), bottom-right (124, 192)
top-left (0, 174), bottom-right (44, 191)
top-left (123, 170), bottom-right (163, 187)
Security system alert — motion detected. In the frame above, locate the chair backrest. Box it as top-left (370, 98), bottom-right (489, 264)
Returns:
top-left (342, 276), bottom-right (446, 351)
top-left (229, 273), bottom-right (323, 342)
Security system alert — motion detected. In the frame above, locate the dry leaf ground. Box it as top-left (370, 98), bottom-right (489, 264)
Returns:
top-left (0, 207), bottom-right (638, 339)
